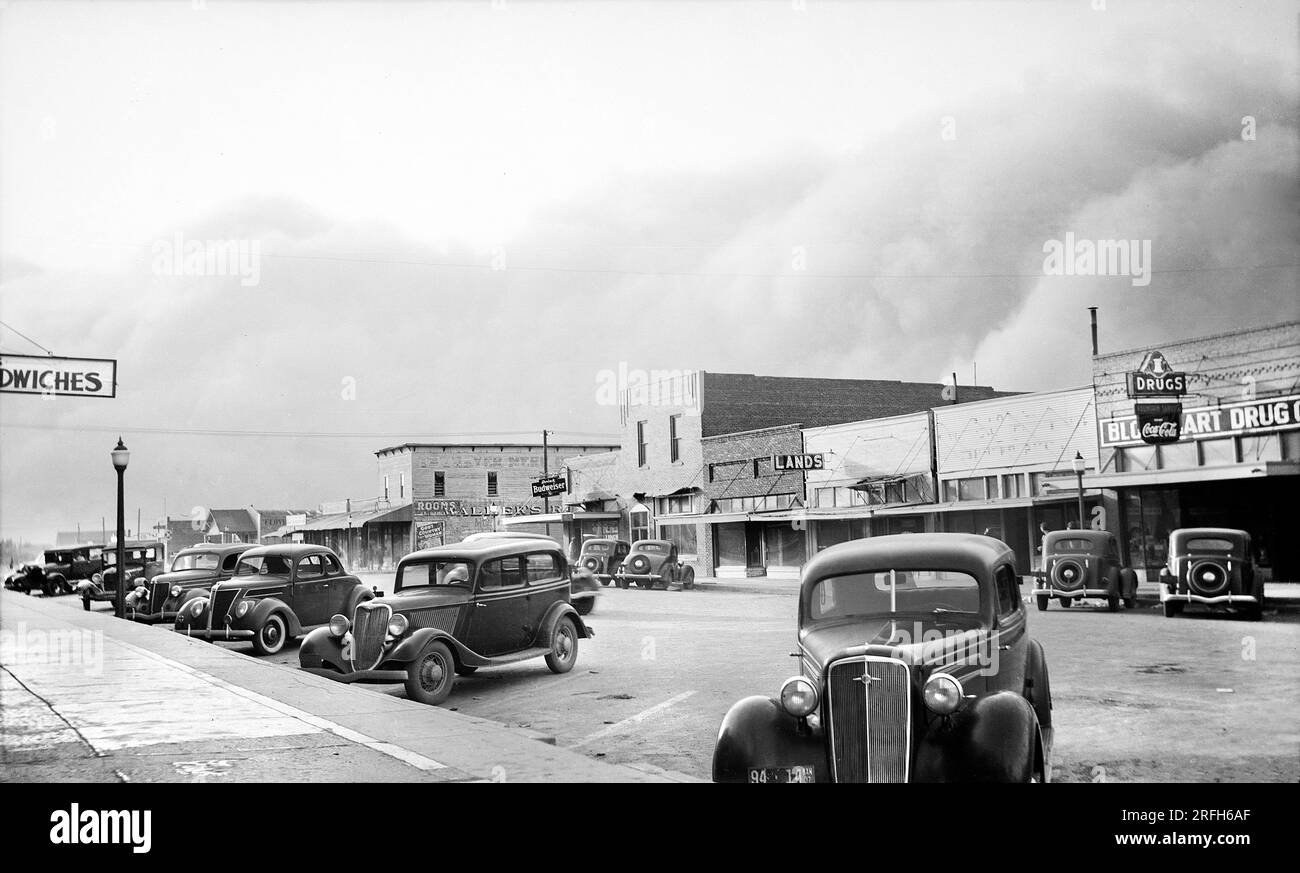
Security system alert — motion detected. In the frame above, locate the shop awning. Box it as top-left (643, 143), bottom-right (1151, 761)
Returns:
top-left (297, 502), bottom-right (412, 532)
top-left (1082, 461), bottom-right (1299, 491)
top-left (565, 488), bottom-right (615, 505)
top-left (501, 511), bottom-right (621, 527)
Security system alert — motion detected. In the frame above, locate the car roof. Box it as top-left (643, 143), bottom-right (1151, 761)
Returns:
top-left (463, 531), bottom-right (558, 543)
top-left (631, 539), bottom-right (672, 547)
top-left (1172, 527), bottom-right (1249, 541)
top-left (800, 533), bottom-right (1014, 591)
top-left (1043, 529), bottom-right (1111, 543)
top-left (582, 538), bottom-right (626, 546)
top-left (236, 543), bottom-right (336, 559)
top-left (177, 543), bottom-right (255, 556)
top-left (399, 539), bottom-right (564, 565)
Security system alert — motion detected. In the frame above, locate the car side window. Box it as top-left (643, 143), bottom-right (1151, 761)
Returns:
top-left (994, 565), bottom-right (1020, 619)
top-left (479, 557), bottom-right (524, 591)
top-left (321, 554), bottom-right (343, 576)
top-left (222, 554), bottom-right (239, 573)
top-left (297, 555), bottom-right (324, 579)
top-left (525, 553), bottom-right (561, 584)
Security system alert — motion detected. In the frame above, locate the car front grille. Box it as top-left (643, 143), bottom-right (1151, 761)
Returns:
top-left (826, 656), bottom-right (911, 783)
top-left (148, 581), bottom-right (170, 613)
top-left (210, 588), bottom-right (240, 623)
top-left (351, 603), bottom-right (392, 670)
top-left (404, 606), bottom-right (460, 634)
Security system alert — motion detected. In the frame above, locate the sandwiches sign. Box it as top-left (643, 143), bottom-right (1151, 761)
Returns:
top-left (0, 354), bottom-right (117, 398)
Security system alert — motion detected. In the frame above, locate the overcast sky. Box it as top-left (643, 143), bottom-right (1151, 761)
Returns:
top-left (1, 1), bottom-right (1297, 542)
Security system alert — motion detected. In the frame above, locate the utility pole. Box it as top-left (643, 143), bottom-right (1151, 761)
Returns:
top-left (542, 429), bottom-right (551, 514)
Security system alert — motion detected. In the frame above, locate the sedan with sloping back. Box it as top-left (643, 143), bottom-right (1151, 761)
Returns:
top-left (124, 543), bottom-right (255, 625)
top-left (1160, 527), bottom-right (1263, 621)
top-left (174, 544), bottom-right (375, 655)
top-left (298, 538), bottom-right (592, 705)
top-left (1031, 529), bottom-right (1138, 612)
top-left (713, 533), bottom-right (1052, 783)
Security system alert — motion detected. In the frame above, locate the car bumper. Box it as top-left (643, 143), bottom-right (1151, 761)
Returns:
top-left (179, 626), bottom-right (255, 641)
top-left (300, 666), bottom-right (409, 684)
top-left (1032, 587), bottom-right (1111, 599)
top-left (1161, 590), bottom-right (1259, 606)
top-left (127, 609), bottom-right (179, 625)
top-left (615, 573), bottom-right (662, 582)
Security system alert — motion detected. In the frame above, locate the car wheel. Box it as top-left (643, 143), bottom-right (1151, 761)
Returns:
top-left (661, 567), bottom-right (675, 590)
top-left (599, 578), bottom-right (613, 587)
top-left (636, 578), bottom-right (654, 589)
top-left (82, 594), bottom-right (92, 612)
top-left (1058, 597), bottom-right (1071, 609)
top-left (251, 613), bottom-right (288, 656)
top-left (1036, 594), bottom-right (1049, 612)
top-left (1162, 601), bottom-right (1183, 618)
top-left (681, 566), bottom-right (695, 590)
top-left (406, 641), bottom-right (455, 705)
top-left (1245, 600), bottom-right (1263, 622)
top-left (544, 616), bottom-right (579, 674)
top-left (41, 580), bottom-right (57, 597)
top-left (1107, 595), bottom-right (1120, 613)
top-left (1123, 596), bottom-right (1137, 609)
top-left (574, 597), bottom-right (594, 616)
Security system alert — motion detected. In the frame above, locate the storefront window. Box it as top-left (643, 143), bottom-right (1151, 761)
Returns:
top-left (942, 480), bottom-right (958, 502)
top-left (763, 523), bottom-right (806, 568)
top-left (1001, 474), bottom-right (1024, 499)
top-left (630, 506), bottom-right (650, 543)
top-left (1199, 437), bottom-right (1237, 466)
top-left (1157, 441), bottom-right (1198, 470)
top-left (715, 523), bottom-right (746, 567)
top-left (1281, 431), bottom-right (1300, 461)
top-left (658, 523), bottom-right (698, 559)
top-left (1124, 488), bottom-right (1180, 571)
top-left (814, 487), bottom-right (836, 508)
top-left (957, 478), bottom-right (987, 501)
top-left (1239, 433), bottom-right (1282, 462)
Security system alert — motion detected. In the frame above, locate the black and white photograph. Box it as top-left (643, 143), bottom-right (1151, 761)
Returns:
top-left (1, 0), bottom-right (1297, 842)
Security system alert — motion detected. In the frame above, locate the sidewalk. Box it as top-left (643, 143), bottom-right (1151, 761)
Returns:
top-left (0, 591), bottom-right (684, 783)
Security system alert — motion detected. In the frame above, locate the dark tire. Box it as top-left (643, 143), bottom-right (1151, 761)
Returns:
top-left (1024, 645), bottom-right (1053, 730)
top-left (1036, 594), bottom-right (1049, 612)
top-left (574, 597), bottom-right (594, 616)
top-left (1058, 597), bottom-right (1071, 608)
top-left (617, 577), bottom-right (629, 590)
top-left (406, 641), bottom-right (455, 705)
top-left (82, 595), bottom-right (92, 612)
top-left (250, 613), bottom-right (288, 656)
top-left (1123, 596), bottom-right (1137, 609)
top-left (1245, 599), bottom-right (1264, 622)
top-left (544, 616), bottom-right (579, 674)
top-left (599, 578), bottom-right (613, 587)
top-left (636, 578), bottom-right (654, 590)
top-left (661, 567), bottom-right (675, 590)
top-left (1163, 600), bottom-right (1184, 618)
top-left (41, 580), bottom-right (57, 597)
top-left (681, 567), bottom-right (695, 590)
top-left (454, 664), bottom-right (478, 676)
top-left (1107, 595), bottom-right (1120, 613)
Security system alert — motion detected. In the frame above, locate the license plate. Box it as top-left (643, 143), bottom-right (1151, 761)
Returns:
top-left (748, 766), bottom-right (815, 784)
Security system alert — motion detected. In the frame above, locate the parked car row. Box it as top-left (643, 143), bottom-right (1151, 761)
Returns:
top-left (577, 537), bottom-right (696, 590)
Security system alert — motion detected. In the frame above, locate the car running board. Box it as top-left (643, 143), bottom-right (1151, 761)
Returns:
top-left (485, 646), bottom-right (552, 666)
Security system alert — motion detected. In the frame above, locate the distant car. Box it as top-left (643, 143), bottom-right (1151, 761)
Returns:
top-left (713, 533), bottom-right (1052, 783)
top-left (77, 542), bottom-right (166, 610)
top-left (6, 545), bottom-right (104, 596)
top-left (1030, 530), bottom-right (1138, 612)
top-left (122, 543), bottom-right (255, 625)
top-left (298, 538), bottom-right (592, 705)
top-left (614, 539), bottom-right (695, 590)
top-left (174, 544), bottom-right (375, 655)
top-left (575, 538), bottom-right (631, 587)
top-left (1160, 528), bottom-right (1263, 621)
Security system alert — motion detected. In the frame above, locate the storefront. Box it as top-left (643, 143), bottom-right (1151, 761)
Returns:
top-left (298, 501), bottom-right (412, 571)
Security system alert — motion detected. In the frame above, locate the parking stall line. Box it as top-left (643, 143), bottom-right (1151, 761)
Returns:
top-left (568, 690), bottom-right (697, 749)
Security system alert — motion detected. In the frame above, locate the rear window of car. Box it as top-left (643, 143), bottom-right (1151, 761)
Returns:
top-left (638, 543), bottom-right (669, 554)
top-left (1051, 538), bottom-right (1099, 553)
top-left (808, 569), bottom-right (981, 622)
top-left (1186, 538), bottom-right (1236, 552)
top-left (583, 543), bottom-right (610, 554)
top-left (396, 560), bottom-right (473, 591)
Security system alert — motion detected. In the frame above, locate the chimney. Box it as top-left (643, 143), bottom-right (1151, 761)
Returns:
top-left (1088, 306), bottom-right (1099, 356)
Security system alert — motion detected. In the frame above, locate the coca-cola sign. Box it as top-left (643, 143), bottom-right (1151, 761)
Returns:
top-left (1134, 402), bottom-right (1183, 444)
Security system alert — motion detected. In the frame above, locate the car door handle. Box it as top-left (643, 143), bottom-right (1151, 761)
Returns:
top-left (476, 602), bottom-right (486, 608)
top-left (998, 644), bottom-right (1012, 651)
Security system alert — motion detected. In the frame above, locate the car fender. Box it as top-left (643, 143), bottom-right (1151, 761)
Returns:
top-left (913, 691), bottom-right (1043, 782)
top-left (712, 695), bottom-right (828, 783)
top-left (341, 585), bottom-right (375, 617)
top-left (387, 627), bottom-right (490, 668)
top-left (174, 596), bottom-right (209, 629)
top-left (242, 597), bottom-right (302, 636)
top-left (539, 600), bottom-right (592, 642)
top-left (299, 626), bottom-right (345, 669)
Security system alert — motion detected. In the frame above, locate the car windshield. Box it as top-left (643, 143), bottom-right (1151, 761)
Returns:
top-left (396, 560), bottom-right (474, 591)
top-left (235, 555), bottom-right (293, 576)
top-left (583, 543), bottom-right (611, 554)
top-left (637, 543), bottom-right (669, 554)
top-left (808, 569), bottom-right (982, 622)
top-left (1051, 538), bottom-right (1100, 554)
top-left (171, 552), bottom-right (221, 572)
top-left (1186, 538), bottom-right (1238, 552)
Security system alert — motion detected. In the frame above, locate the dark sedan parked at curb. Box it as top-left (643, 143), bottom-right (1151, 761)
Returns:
top-left (6, 545), bottom-right (104, 596)
top-left (462, 531), bottom-right (600, 614)
top-left (614, 539), bottom-right (695, 590)
top-left (77, 542), bottom-right (166, 610)
top-left (1160, 527), bottom-right (1263, 621)
top-left (174, 544), bottom-right (375, 655)
top-left (298, 538), bottom-right (592, 706)
top-left (576, 538), bottom-right (630, 586)
top-left (123, 543), bottom-right (255, 625)
top-left (713, 533), bottom-right (1052, 783)
top-left (1030, 529), bottom-right (1138, 612)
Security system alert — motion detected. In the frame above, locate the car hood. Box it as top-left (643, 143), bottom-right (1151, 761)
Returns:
top-left (380, 588), bottom-right (471, 611)
top-left (152, 568), bottom-right (221, 586)
top-left (800, 615), bottom-right (986, 672)
top-left (211, 574), bottom-right (290, 590)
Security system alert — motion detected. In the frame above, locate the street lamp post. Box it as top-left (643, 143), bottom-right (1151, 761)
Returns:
top-left (111, 438), bottom-right (130, 619)
top-left (1072, 451), bottom-right (1086, 530)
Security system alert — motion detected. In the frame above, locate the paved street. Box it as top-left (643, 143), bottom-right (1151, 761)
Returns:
top-left (65, 583), bottom-right (1299, 783)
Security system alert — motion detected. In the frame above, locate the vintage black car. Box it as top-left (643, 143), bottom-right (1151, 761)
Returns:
top-left (298, 538), bottom-right (592, 706)
top-left (1160, 528), bottom-right (1263, 621)
top-left (462, 531), bottom-right (600, 614)
top-left (174, 544), bottom-right (375, 655)
top-left (6, 545), bottom-right (104, 596)
top-left (1031, 529), bottom-right (1138, 612)
top-left (713, 533), bottom-right (1052, 783)
top-left (576, 538), bottom-right (631, 586)
top-left (123, 543), bottom-right (255, 625)
top-left (614, 539), bottom-right (695, 590)
top-left (77, 541), bottom-right (166, 610)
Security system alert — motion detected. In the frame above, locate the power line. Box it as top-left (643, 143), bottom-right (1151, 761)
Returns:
top-left (0, 320), bottom-right (53, 355)
top-left (0, 422), bottom-right (620, 441)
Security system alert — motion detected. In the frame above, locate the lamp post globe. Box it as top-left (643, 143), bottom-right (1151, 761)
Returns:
top-left (113, 438), bottom-right (129, 618)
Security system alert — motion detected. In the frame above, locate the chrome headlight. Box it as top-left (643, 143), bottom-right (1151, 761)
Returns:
top-left (190, 599), bottom-right (206, 617)
top-left (92, 572), bottom-right (103, 584)
top-left (170, 585), bottom-right (183, 598)
top-left (387, 614), bottom-right (409, 637)
top-left (779, 676), bottom-right (820, 718)
top-left (134, 585), bottom-right (148, 597)
top-left (235, 600), bottom-right (251, 618)
top-left (328, 614), bottom-right (350, 636)
top-left (923, 673), bottom-right (964, 715)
